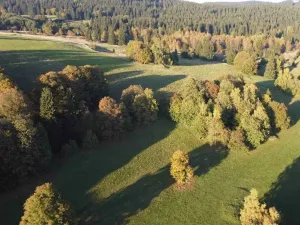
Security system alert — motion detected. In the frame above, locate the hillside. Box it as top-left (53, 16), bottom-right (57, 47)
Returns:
top-left (0, 34), bottom-right (300, 225)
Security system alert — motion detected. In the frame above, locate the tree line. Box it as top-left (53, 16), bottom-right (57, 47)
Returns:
top-left (1, 0), bottom-right (300, 41)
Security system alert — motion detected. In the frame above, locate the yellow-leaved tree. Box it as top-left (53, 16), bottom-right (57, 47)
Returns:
top-left (240, 189), bottom-right (280, 225)
top-left (170, 150), bottom-right (194, 185)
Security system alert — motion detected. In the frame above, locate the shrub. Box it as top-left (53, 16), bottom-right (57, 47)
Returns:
top-left (20, 183), bottom-right (75, 225)
top-left (234, 51), bottom-right (257, 75)
top-left (82, 130), bottom-right (99, 150)
top-left (240, 189), bottom-right (280, 225)
top-left (170, 150), bottom-right (194, 185)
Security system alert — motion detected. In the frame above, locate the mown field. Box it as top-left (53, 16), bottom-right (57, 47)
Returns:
top-left (1, 35), bottom-right (300, 225)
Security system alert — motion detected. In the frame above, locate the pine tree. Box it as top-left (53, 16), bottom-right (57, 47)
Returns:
top-left (40, 87), bottom-right (55, 121)
top-left (82, 130), bottom-right (99, 150)
top-left (107, 27), bottom-right (116, 45)
top-left (20, 183), bottom-right (75, 225)
top-left (118, 28), bottom-right (126, 46)
top-left (240, 189), bottom-right (280, 225)
top-left (264, 57), bottom-right (276, 79)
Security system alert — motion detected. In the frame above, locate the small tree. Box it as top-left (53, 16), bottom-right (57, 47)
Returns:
top-left (97, 97), bottom-right (124, 139)
top-left (170, 150), bottom-right (194, 185)
top-left (264, 57), bottom-right (276, 79)
top-left (240, 189), bottom-right (280, 225)
top-left (40, 87), bottom-right (55, 121)
top-left (82, 130), bottom-right (99, 150)
top-left (234, 51), bottom-right (257, 75)
top-left (107, 27), bottom-right (116, 45)
top-left (20, 183), bottom-right (75, 225)
top-left (118, 28), bottom-right (126, 46)
top-left (226, 47), bottom-right (237, 65)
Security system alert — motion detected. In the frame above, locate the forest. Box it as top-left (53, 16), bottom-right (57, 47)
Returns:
top-left (1, 0), bottom-right (300, 225)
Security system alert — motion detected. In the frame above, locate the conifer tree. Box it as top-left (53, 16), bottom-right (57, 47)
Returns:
top-left (107, 27), bottom-right (116, 45)
top-left (20, 183), bottom-right (75, 225)
top-left (264, 57), bottom-right (276, 79)
top-left (240, 189), bottom-right (280, 225)
top-left (118, 28), bottom-right (126, 46)
top-left (40, 87), bottom-right (55, 121)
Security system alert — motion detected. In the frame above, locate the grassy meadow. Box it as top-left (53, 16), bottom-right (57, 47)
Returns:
top-left (1, 35), bottom-right (300, 225)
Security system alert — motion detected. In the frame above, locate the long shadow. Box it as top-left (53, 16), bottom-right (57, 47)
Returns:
top-left (109, 74), bottom-right (186, 100)
top-left (179, 57), bottom-right (223, 66)
top-left (78, 144), bottom-right (228, 225)
top-left (50, 119), bottom-right (176, 215)
top-left (256, 80), bottom-right (300, 125)
top-left (0, 49), bottom-right (130, 91)
top-left (106, 70), bottom-right (144, 83)
top-left (264, 157), bottom-right (300, 225)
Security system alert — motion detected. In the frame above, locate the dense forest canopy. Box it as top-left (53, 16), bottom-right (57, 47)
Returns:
top-left (1, 0), bottom-right (300, 39)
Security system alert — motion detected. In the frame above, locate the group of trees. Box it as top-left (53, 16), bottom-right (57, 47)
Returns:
top-left (0, 64), bottom-right (159, 190)
top-left (275, 68), bottom-right (300, 96)
top-left (0, 69), bottom-right (51, 190)
top-left (126, 39), bottom-right (178, 65)
top-left (169, 76), bottom-right (290, 151)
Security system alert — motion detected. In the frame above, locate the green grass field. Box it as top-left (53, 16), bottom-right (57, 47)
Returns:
top-left (1, 35), bottom-right (300, 225)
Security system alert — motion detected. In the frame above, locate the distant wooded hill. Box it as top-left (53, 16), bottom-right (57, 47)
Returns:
top-left (1, 0), bottom-right (300, 39)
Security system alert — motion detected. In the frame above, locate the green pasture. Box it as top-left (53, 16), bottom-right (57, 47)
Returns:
top-left (0, 35), bottom-right (300, 225)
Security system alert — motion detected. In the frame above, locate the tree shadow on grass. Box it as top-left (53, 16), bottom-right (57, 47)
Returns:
top-left (256, 80), bottom-right (300, 125)
top-left (79, 144), bottom-right (228, 225)
top-left (109, 74), bottom-right (186, 100)
top-left (106, 70), bottom-right (144, 83)
top-left (0, 49), bottom-right (130, 91)
top-left (264, 157), bottom-right (300, 225)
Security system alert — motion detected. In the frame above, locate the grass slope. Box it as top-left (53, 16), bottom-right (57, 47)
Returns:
top-left (1, 35), bottom-right (300, 225)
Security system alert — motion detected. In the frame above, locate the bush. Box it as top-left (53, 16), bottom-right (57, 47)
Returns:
top-left (234, 51), bottom-right (257, 75)
top-left (82, 130), bottom-right (99, 150)
top-left (240, 189), bottom-right (280, 225)
top-left (170, 150), bottom-right (194, 185)
top-left (20, 183), bottom-right (75, 225)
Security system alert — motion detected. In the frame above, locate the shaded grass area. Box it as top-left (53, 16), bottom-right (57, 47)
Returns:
top-left (1, 36), bottom-right (300, 225)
